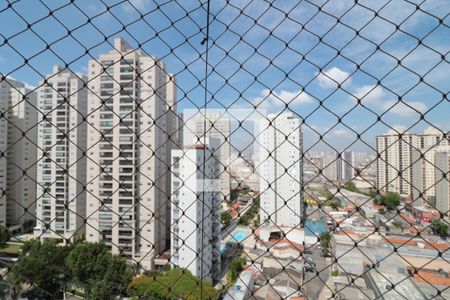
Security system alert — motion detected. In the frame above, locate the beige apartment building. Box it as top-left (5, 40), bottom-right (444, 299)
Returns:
top-left (85, 37), bottom-right (177, 270)
top-left (34, 66), bottom-right (87, 242)
top-left (434, 150), bottom-right (450, 217)
top-left (376, 127), bottom-right (449, 198)
top-left (412, 144), bottom-right (450, 207)
top-left (184, 110), bottom-right (231, 201)
top-left (0, 79), bottom-right (37, 232)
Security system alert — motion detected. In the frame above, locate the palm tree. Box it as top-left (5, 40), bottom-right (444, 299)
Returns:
top-left (1, 272), bottom-right (23, 300)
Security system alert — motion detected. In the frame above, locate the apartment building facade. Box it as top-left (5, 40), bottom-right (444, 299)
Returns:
top-left (434, 150), bottom-right (450, 217)
top-left (170, 138), bottom-right (221, 282)
top-left (0, 79), bottom-right (37, 232)
top-left (337, 150), bottom-right (355, 182)
top-left (322, 150), bottom-right (355, 182)
top-left (85, 38), bottom-right (174, 269)
top-left (258, 113), bottom-right (304, 228)
top-left (412, 144), bottom-right (450, 206)
top-left (184, 110), bottom-right (230, 201)
top-left (34, 66), bottom-right (87, 242)
top-left (376, 128), bottom-right (449, 197)
top-left (322, 152), bottom-right (338, 182)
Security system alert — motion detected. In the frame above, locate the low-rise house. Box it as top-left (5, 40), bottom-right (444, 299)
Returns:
top-left (224, 270), bottom-right (255, 300)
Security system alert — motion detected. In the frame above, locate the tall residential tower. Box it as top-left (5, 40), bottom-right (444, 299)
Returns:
top-left (85, 38), bottom-right (175, 269)
top-left (376, 128), bottom-right (448, 197)
top-left (0, 79), bottom-right (37, 232)
top-left (34, 66), bottom-right (87, 242)
top-left (184, 110), bottom-right (230, 201)
top-left (337, 150), bottom-right (355, 182)
top-left (258, 113), bottom-right (304, 228)
top-left (170, 138), bottom-right (221, 282)
top-left (434, 150), bottom-right (450, 217)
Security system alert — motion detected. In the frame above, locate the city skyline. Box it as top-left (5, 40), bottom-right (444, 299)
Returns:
top-left (1, 1), bottom-right (448, 152)
top-left (0, 1), bottom-right (448, 299)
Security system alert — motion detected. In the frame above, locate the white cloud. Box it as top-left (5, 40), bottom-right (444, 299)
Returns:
top-left (304, 124), bottom-right (330, 134)
top-left (124, 0), bottom-right (150, 12)
top-left (253, 88), bottom-right (314, 109)
top-left (383, 100), bottom-right (427, 117)
top-left (316, 67), bottom-right (351, 89)
top-left (77, 66), bottom-right (88, 75)
top-left (350, 84), bottom-right (427, 118)
top-left (352, 85), bottom-right (384, 105)
top-left (6, 76), bottom-right (36, 90)
top-left (331, 128), bottom-right (351, 136)
top-left (387, 124), bottom-right (408, 134)
top-left (24, 82), bottom-right (36, 90)
top-left (306, 125), bottom-right (352, 137)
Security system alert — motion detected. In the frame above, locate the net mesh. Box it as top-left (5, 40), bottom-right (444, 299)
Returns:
top-left (0, 0), bottom-right (449, 299)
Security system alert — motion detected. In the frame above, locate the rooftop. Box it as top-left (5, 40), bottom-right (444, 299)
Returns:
top-left (368, 270), bottom-right (426, 300)
top-left (410, 269), bottom-right (450, 286)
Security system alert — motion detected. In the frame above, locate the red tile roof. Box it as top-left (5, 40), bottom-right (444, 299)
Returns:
top-left (412, 269), bottom-right (450, 286)
top-left (270, 238), bottom-right (304, 252)
top-left (400, 213), bottom-right (416, 224)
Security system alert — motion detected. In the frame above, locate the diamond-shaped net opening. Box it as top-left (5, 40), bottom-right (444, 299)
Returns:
top-left (0, 0), bottom-right (449, 299)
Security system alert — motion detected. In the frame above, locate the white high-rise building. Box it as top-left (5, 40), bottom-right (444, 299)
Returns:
top-left (376, 127), bottom-right (448, 196)
top-left (258, 113), bottom-right (304, 228)
top-left (164, 75), bottom-right (183, 247)
top-left (0, 79), bottom-right (37, 232)
top-left (322, 152), bottom-right (338, 182)
top-left (184, 110), bottom-right (230, 201)
top-left (337, 150), bottom-right (355, 182)
top-left (85, 38), bottom-right (174, 269)
top-left (170, 138), bottom-right (221, 282)
top-left (34, 66), bottom-right (87, 242)
top-left (434, 150), bottom-right (450, 217)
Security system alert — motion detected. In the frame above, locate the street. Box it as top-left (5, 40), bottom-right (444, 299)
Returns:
top-left (303, 244), bottom-right (332, 300)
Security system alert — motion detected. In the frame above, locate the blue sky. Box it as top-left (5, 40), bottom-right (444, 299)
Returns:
top-left (0, 0), bottom-right (449, 152)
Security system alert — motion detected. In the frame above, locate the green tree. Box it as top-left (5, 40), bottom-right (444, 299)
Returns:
top-left (237, 198), bottom-right (260, 226)
top-left (431, 220), bottom-right (449, 236)
top-left (128, 268), bottom-right (216, 300)
top-left (11, 239), bottom-right (71, 297)
top-left (343, 182), bottom-right (358, 192)
top-left (381, 192), bottom-right (401, 210)
top-left (253, 216), bottom-right (260, 227)
top-left (319, 232), bottom-right (332, 250)
top-left (1, 271), bottom-right (23, 300)
top-left (19, 240), bottom-right (35, 254)
top-left (66, 242), bottom-right (133, 300)
top-left (230, 190), bottom-right (239, 203)
top-left (373, 196), bottom-right (381, 205)
top-left (323, 190), bottom-right (334, 201)
top-left (367, 188), bottom-right (377, 198)
top-left (0, 225), bottom-right (11, 249)
top-left (221, 211), bottom-right (232, 227)
top-left (392, 221), bottom-right (402, 228)
top-left (324, 199), bottom-right (340, 209)
top-left (227, 254), bottom-right (246, 283)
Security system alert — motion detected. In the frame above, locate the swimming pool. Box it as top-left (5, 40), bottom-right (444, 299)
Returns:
top-left (232, 230), bottom-right (247, 242)
top-left (305, 220), bottom-right (327, 237)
